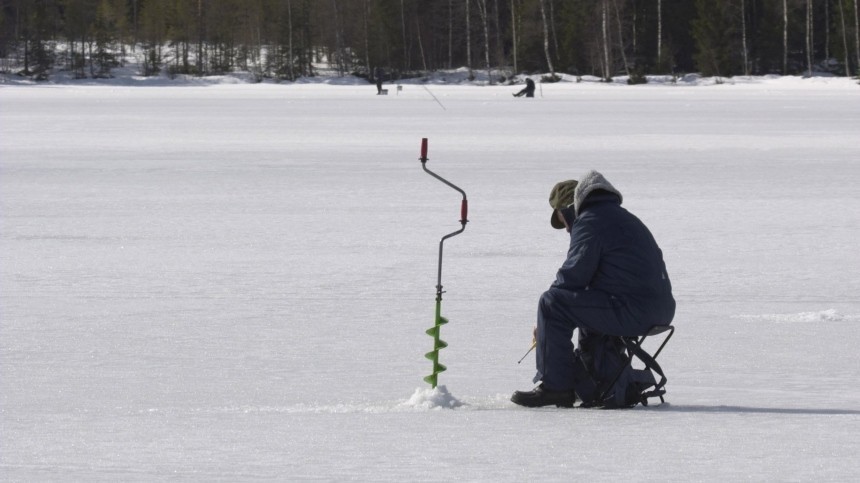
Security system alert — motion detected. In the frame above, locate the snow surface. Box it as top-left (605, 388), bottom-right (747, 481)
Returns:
top-left (2, 76), bottom-right (860, 481)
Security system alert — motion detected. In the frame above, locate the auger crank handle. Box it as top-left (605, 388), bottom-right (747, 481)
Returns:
top-left (419, 138), bottom-right (469, 226)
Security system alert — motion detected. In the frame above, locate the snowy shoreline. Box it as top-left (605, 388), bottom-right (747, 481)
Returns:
top-left (3, 65), bottom-right (859, 89)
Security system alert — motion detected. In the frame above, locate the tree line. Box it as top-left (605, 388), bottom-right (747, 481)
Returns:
top-left (2, 0), bottom-right (858, 82)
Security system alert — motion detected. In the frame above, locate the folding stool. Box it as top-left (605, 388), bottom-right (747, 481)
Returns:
top-left (598, 324), bottom-right (675, 407)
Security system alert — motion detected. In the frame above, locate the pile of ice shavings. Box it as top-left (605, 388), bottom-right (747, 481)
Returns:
top-left (401, 385), bottom-right (464, 410)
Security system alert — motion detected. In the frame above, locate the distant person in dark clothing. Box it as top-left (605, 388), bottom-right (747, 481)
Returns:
top-left (375, 67), bottom-right (384, 94)
top-left (513, 78), bottom-right (536, 98)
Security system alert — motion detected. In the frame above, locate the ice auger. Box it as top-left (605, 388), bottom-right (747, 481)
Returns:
top-left (419, 138), bottom-right (468, 388)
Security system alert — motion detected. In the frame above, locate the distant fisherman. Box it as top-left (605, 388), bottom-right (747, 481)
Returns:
top-left (375, 67), bottom-right (385, 95)
top-left (513, 78), bottom-right (536, 98)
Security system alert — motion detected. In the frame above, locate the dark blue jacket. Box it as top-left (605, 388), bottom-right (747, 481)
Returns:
top-left (553, 191), bottom-right (675, 328)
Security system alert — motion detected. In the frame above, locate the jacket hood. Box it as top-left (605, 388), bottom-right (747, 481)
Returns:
top-left (573, 170), bottom-right (623, 216)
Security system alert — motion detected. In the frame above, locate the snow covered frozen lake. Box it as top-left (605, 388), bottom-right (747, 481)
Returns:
top-left (2, 76), bottom-right (860, 480)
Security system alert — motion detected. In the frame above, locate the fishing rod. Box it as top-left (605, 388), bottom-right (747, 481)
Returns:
top-left (422, 84), bottom-right (447, 111)
top-left (517, 339), bottom-right (537, 364)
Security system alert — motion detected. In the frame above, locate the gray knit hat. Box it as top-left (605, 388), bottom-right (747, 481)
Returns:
top-left (548, 180), bottom-right (578, 229)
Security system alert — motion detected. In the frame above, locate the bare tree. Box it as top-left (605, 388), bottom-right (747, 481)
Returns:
top-left (838, 0), bottom-right (850, 75)
top-left (131, 0), bottom-right (138, 50)
top-left (401, 0), bottom-right (409, 71)
top-left (855, 0), bottom-right (860, 74)
top-left (783, 0), bottom-right (788, 74)
top-left (363, 0), bottom-right (370, 78)
top-left (548, 0), bottom-right (559, 61)
top-left (741, 0), bottom-right (749, 76)
top-left (475, 0), bottom-right (492, 83)
top-left (415, 17), bottom-right (427, 71)
top-left (197, 0), bottom-right (204, 75)
top-left (824, 0), bottom-right (830, 60)
top-left (448, 0), bottom-right (453, 68)
top-left (612, 0), bottom-right (629, 77)
top-left (332, 0), bottom-right (343, 76)
top-left (493, 0), bottom-right (503, 73)
top-left (466, 0), bottom-right (472, 79)
top-left (538, 0), bottom-right (555, 78)
top-left (601, 0), bottom-right (610, 80)
top-left (806, 0), bottom-right (813, 76)
top-left (657, 0), bottom-right (663, 69)
top-left (286, 0), bottom-right (294, 80)
top-left (511, 0), bottom-right (518, 74)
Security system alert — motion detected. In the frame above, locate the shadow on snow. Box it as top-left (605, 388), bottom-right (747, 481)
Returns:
top-left (659, 404), bottom-right (860, 416)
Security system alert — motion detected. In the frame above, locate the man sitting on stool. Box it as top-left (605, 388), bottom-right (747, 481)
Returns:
top-left (512, 170), bottom-right (675, 408)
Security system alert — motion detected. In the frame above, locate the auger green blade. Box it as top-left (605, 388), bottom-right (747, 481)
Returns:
top-left (425, 308), bottom-right (452, 387)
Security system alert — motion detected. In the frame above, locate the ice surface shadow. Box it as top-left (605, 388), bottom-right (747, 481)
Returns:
top-left (660, 404), bottom-right (860, 416)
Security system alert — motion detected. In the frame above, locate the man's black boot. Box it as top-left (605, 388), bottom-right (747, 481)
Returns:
top-left (511, 384), bottom-right (576, 408)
